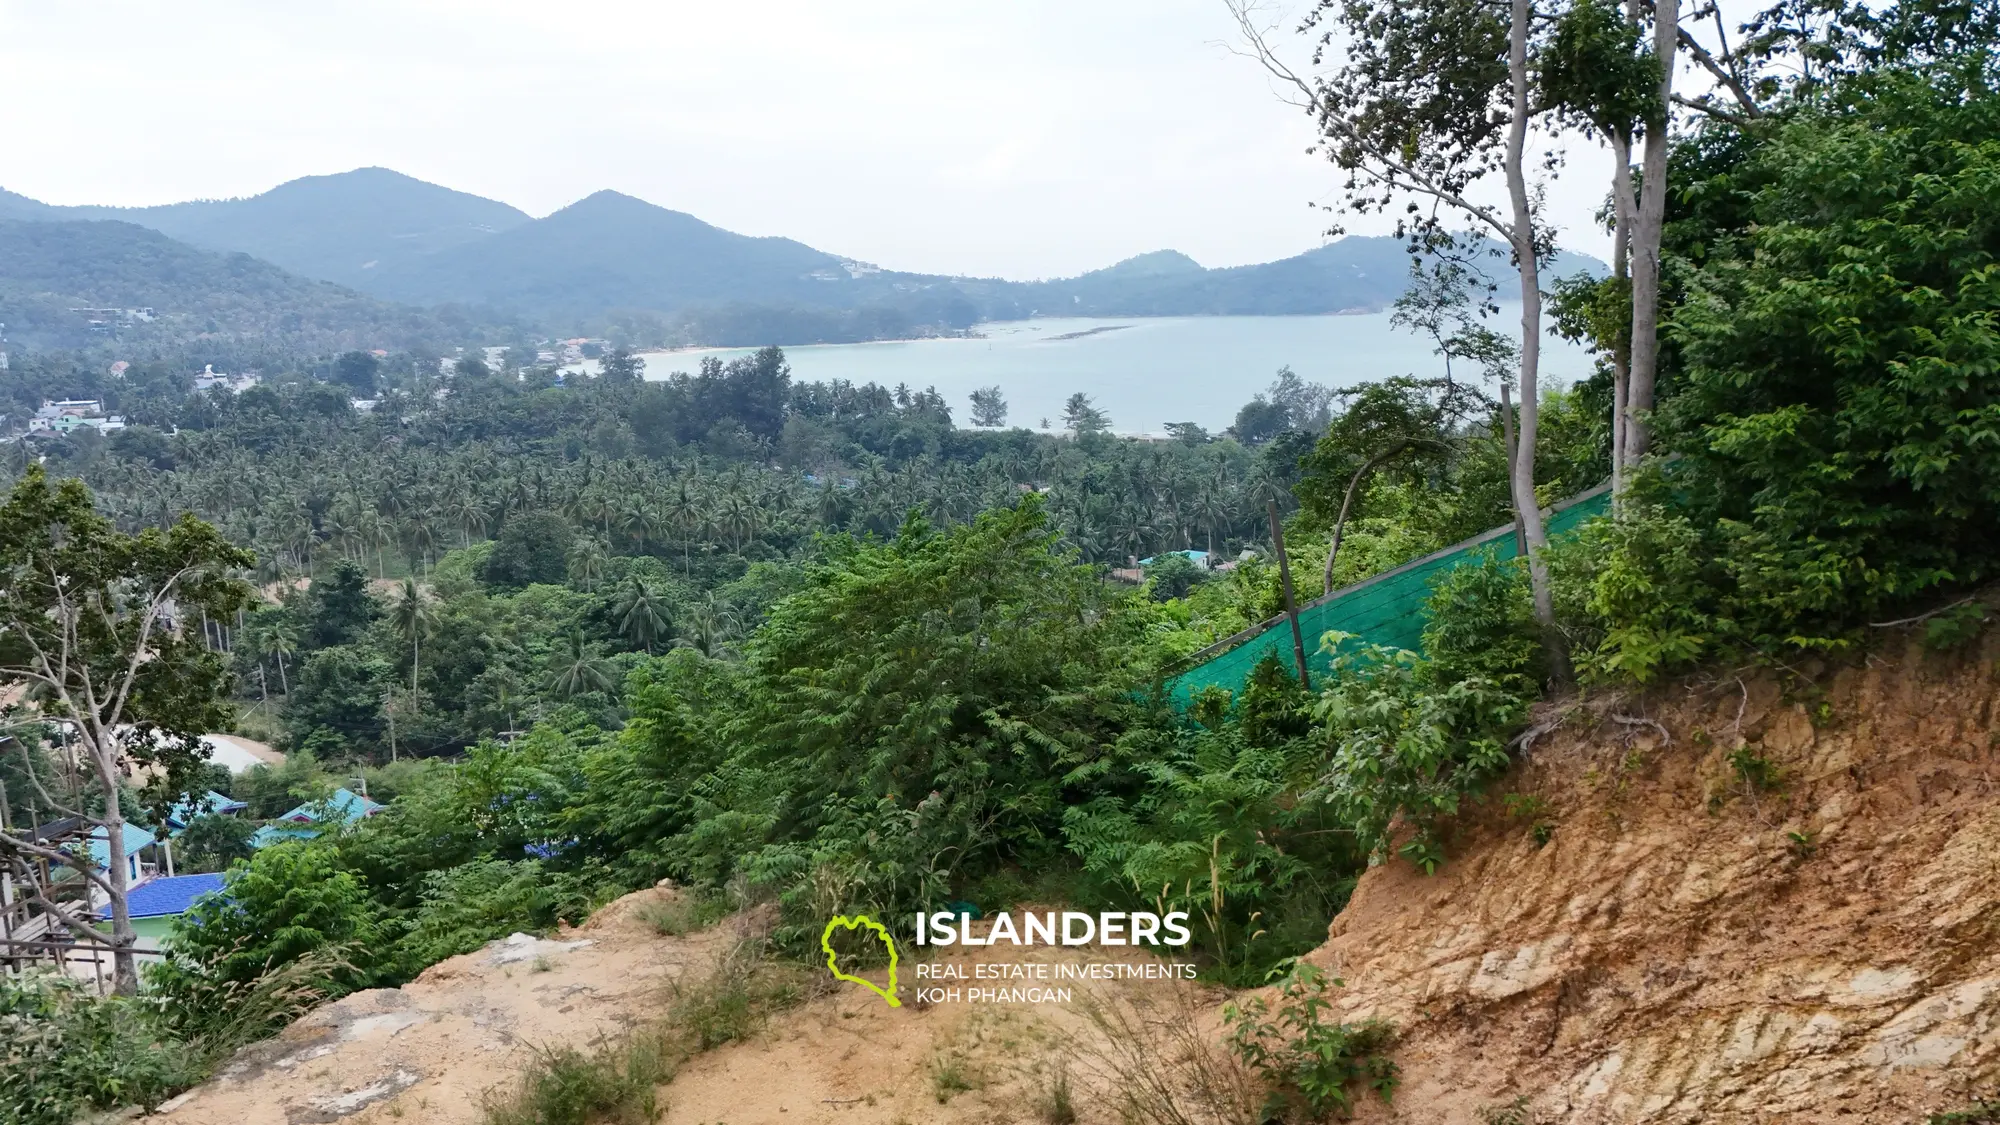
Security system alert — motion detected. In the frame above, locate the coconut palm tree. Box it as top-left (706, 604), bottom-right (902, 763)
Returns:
top-left (566, 536), bottom-right (609, 591)
top-left (547, 629), bottom-right (615, 699)
top-left (674, 595), bottom-right (741, 660)
top-left (387, 578), bottom-right (440, 704)
top-left (612, 575), bottom-right (670, 654)
top-left (263, 615), bottom-right (302, 695)
top-left (662, 480), bottom-right (705, 575)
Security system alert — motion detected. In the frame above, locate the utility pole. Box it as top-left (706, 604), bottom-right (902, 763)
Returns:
top-left (1266, 501), bottom-right (1313, 691)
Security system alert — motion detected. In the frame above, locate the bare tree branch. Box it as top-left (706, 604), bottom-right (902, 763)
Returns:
top-left (0, 832), bottom-right (119, 900)
top-left (1677, 26), bottom-right (1764, 116)
top-left (1672, 92), bottom-right (1752, 123)
top-left (1222, 0), bottom-right (1515, 242)
top-left (11, 737), bottom-right (89, 820)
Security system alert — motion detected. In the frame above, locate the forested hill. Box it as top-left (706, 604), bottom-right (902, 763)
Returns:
top-left (0, 170), bottom-right (1605, 343)
top-left (0, 219), bottom-right (505, 352)
top-left (352, 189), bottom-right (871, 315)
top-left (963, 239), bottom-right (1608, 318)
top-left (0, 168), bottom-right (532, 291)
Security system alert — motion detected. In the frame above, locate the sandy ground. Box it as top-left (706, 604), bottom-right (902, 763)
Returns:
top-left (148, 888), bottom-right (733, 1125)
top-left (202, 732), bottom-right (286, 769)
top-left (144, 893), bottom-right (1206, 1125)
top-left (656, 934), bottom-right (1211, 1125)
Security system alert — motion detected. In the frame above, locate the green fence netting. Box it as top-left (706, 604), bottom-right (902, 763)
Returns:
top-left (1163, 484), bottom-right (1611, 702)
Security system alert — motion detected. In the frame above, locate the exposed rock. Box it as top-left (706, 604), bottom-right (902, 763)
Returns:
top-left (283, 1069), bottom-right (420, 1122)
top-left (1313, 643), bottom-right (2000, 1123)
top-left (485, 931), bottom-right (595, 966)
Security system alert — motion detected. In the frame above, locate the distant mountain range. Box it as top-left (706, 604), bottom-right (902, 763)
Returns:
top-left (0, 168), bottom-right (1604, 351)
top-left (0, 169), bottom-right (531, 290)
top-left (0, 217), bottom-right (504, 352)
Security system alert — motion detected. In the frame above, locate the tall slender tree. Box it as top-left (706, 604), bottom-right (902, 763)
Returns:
top-left (1230, 0), bottom-right (1573, 676)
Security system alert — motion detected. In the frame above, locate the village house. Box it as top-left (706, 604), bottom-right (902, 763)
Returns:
top-left (29, 399), bottom-right (127, 434)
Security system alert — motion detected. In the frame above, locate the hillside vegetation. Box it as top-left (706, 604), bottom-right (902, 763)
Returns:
top-left (1, 167), bottom-right (532, 289)
top-left (0, 218), bottom-right (507, 352)
top-left (3, 1), bottom-right (1999, 1122)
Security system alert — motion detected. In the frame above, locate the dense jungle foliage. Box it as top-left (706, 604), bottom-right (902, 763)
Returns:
top-left (6, 8), bottom-right (2000, 1120)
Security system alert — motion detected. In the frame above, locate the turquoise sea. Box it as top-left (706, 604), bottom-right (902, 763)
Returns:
top-left (591, 309), bottom-right (1596, 435)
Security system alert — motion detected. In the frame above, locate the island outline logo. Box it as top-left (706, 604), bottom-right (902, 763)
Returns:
top-left (821, 914), bottom-right (901, 1007)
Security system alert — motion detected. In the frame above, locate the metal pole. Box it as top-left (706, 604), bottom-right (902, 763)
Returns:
top-left (1266, 501), bottom-right (1313, 691)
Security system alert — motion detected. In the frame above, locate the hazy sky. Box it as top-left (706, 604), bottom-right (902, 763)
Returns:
top-left (0, 0), bottom-right (1627, 279)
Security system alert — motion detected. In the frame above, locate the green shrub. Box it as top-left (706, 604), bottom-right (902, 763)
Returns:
top-left (481, 1029), bottom-right (673, 1125)
top-left (150, 842), bottom-right (383, 1020)
top-left (1224, 963), bottom-right (1398, 1120)
top-left (1063, 722), bottom-right (1362, 984)
top-left (1422, 550), bottom-right (1543, 694)
top-left (1239, 651), bottom-right (1313, 747)
top-left (1728, 746), bottom-right (1781, 793)
top-left (1545, 506), bottom-right (1715, 684)
top-left (0, 974), bottom-right (199, 1123)
top-left (1925, 601), bottom-right (1990, 651)
top-left (399, 858), bottom-right (603, 966)
top-left (1145, 553), bottom-right (1211, 602)
top-left (174, 812), bottom-right (258, 873)
top-left (1605, 57), bottom-right (2000, 665)
top-left (1308, 637), bottom-right (1524, 871)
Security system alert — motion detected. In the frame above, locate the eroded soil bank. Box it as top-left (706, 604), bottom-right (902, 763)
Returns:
top-left (1310, 638), bottom-right (2000, 1123)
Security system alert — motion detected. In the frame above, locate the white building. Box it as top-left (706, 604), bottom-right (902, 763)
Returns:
top-left (193, 364), bottom-right (260, 394)
top-left (29, 400), bottom-right (126, 434)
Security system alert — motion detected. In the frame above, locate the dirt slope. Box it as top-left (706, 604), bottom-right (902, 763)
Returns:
top-left (1309, 637), bottom-right (2000, 1123)
top-left (148, 888), bottom-right (736, 1125)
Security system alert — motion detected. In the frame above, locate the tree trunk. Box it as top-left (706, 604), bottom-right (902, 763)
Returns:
top-left (96, 740), bottom-right (138, 995)
top-left (1505, 0), bottom-right (1573, 685)
top-left (1322, 443), bottom-right (1410, 594)
top-left (1266, 502), bottom-right (1313, 690)
top-left (1500, 384), bottom-right (1529, 555)
top-left (1625, 0), bottom-right (1678, 467)
top-left (1610, 132), bottom-right (1636, 506)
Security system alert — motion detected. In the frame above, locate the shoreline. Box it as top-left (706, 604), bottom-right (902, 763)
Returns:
top-left (611, 310), bottom-right (1394, 363)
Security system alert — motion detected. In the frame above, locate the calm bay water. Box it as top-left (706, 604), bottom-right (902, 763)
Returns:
top-left (601, 309), bottom-right (1595, 435)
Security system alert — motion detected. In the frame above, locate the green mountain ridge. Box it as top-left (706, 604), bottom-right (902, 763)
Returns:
top-left (10, 168), bottom-right (532, 290)
top-left (0, 169), bottom-right (1607, 346)
top-left (0, 218), bottom-right (504, 352)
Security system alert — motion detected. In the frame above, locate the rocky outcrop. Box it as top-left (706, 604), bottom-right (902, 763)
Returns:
top-left (1310, 638), bottom-right (2000, 1123)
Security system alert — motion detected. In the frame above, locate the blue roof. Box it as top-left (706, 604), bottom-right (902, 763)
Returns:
top-left (249, 821), bottom-right (318, 847)
top-left (250, 787), bottom-right (383, 849)
top-left (101, 873), bottom-right (226, 920)
top-left (167, 790), bottom-right (248, 830)
top-left (84, 822), bottom-right (160, 871)
top-left (301, 787), bottom-right (383, 822)
top-left (1139, 549), bottom-right (1210, 566)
